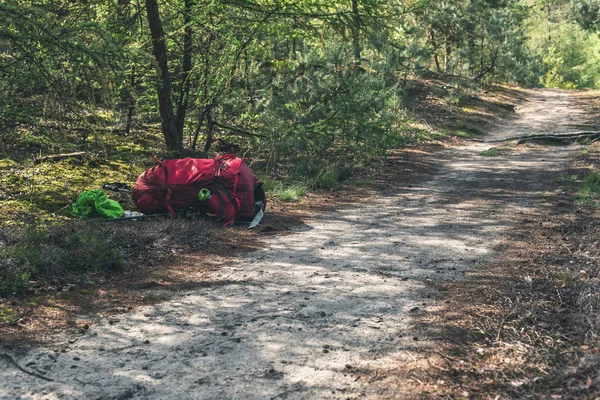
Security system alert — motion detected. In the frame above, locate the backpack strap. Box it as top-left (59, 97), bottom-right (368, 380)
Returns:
top-left (215, 188), bottom-right (239, 226)
top-left (232, 173), bottom-right (239, 196)
top-left (157, 157), bottom-right (176, 218)
top-left (248, 201), bottom-right (265, 229)
top-left (165, 188), bottom-right (176, 218)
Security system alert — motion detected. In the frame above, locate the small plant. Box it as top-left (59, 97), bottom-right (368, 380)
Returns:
top-left (351, 178), bottom-right (376, 187)
top-left (279, 185), bottom-right (308, 201)
top-left (572, 171), bottom-right (600, 207)
top-left (580, 146), bottom-right (590, 155)
top-left (262, 179), bottom-right (307, 202)
top-left (308, 165), bottom-right (353, 189)
top-left (584, 171), bottom-right (600, 187)
top-left (0, 305), bottom-right (15, 322)
top-left (453, 130), bottom-right (471, 138)
top-left (479, 148), bottom-right (498, 156)
top-left (310, 168), bottom-right (340, 189)
top-left (574, 193), bottom-right (598, 207)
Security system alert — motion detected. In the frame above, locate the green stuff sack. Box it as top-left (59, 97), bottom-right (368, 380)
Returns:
top-left (72, 190), bottom-right (124, 219)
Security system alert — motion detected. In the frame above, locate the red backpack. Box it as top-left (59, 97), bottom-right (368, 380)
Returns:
top-left (132, 154), bottom-right (266, 226)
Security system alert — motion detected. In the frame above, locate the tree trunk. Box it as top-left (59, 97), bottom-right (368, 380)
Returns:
top-left (444, 36), bottom-right (452, 73)
top-left (175, 0), bottom-right (193, 138)
top-left (145, 0), bottom-right (181, 151)
top-left (351, 0), bottom-right (361, 62)
top-left (204, 105), bottom-right (214, 153)
top-left (429, 30), bottom-right (442, 73)
top-left (124, 65), bottom-right (136, 135)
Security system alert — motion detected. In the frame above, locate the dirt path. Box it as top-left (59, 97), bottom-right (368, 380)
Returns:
top-left (0, 89), bottom-right (588, 399)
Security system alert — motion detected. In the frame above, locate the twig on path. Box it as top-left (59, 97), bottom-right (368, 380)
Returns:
top-left (34, 152), bottom-right (91, 164)
top-left (270, 381), bottom-right (306, 399)
top-left (0, 352), bottom-right (55, 382)
top-left (496, 302), bottom-right (519, 342)
top-left (433, 350), bottom-right (457, 363)
top-left (368, 369), bottom-right (380, 383)
top-left (51, 204), bottom-right (71, 217)
top-left (0, 309), bottom-right (32, 327)
top-left (410, 375), bottom-right (424, 385)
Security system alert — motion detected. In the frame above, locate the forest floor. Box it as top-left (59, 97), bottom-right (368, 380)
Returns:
top-left (1, 87), bottom-right (600, 399)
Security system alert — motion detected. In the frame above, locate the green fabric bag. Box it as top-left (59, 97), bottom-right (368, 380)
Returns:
top-left (72, 190), bottom-right (124, 219)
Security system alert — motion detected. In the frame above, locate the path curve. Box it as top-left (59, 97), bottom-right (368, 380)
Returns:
top-left (0, 89), bottom-right (586, 399)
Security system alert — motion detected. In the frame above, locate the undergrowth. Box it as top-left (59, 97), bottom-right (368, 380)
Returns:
top-left (574, 171), bottom-right (600, 207)
top-left (0, 219), bottom-right (208, 296)
top-left (262, 180), bottom-right (307, 202)
top-left (479, 148), bottom-right (499, 156)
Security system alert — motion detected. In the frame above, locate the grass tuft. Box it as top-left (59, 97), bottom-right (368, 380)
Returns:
top-left (573, 171), bottom-right (600, 207)
top-left (262, 179), bottom-right (307, 202)
top-left (452, 130), bottom-right (471, 138)
top-left (479, 148), bottom-right (499, 157)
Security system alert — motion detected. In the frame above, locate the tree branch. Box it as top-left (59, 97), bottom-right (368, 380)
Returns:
top-left (213, 121), bottom-right (267, 138)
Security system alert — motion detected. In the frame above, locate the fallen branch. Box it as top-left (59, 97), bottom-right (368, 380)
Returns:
top-left (0, 352), bottom-right (54, 381)
top-left (51, 204), bottom-right (71, 217)
top-left (34, 152), bottom-right (91, 164)
top-left (468, 131), bottom-right (600, 144)
top-left (213, 121), bottom-right (267, 139)
top-left (0, 309), bottom-right (32, 327)
top-left (515, 133), bottom-right (600, 145)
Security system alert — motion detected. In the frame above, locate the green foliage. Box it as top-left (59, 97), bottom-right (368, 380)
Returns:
top-left (452, 131), bottom-right (471, 138)
top-left (2, 0), bottom-right (600, 183)
top-left (573, 171), bottom-right (600, 207)
top-left (479, 148), bottom-right (499, 156)
top-left (262, 179), bottom-right (307, 202)
top-left (584, 171), bottom-right (600, 186)
top-left (526, 2), bottom-right (600, 89)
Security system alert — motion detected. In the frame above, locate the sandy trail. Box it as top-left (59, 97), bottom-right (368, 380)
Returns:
top-left (0, 89), bottom-right (586, 399)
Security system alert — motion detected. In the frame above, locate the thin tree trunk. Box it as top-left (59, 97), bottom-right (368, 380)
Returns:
top-left (175, 0), bottom-right (193, 138)
top-left (430, 30), bottom-right (442, 73)
top-left (480, 21), bottom-right (485, 73)
top-left (473, 45), bottom-right (499, 82)
top-left (145, 0), bottom-right (181, 151)
top-left (204, 105), bottom-right (214, 153)
top-left (444, 36), bottom-right (452, 73)
top-left (124, 65), bottom-right (135, 135)
top-left (352, 0), bottom-right (361, 62)
top-left (191, 107), bottom-right (207, 150)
